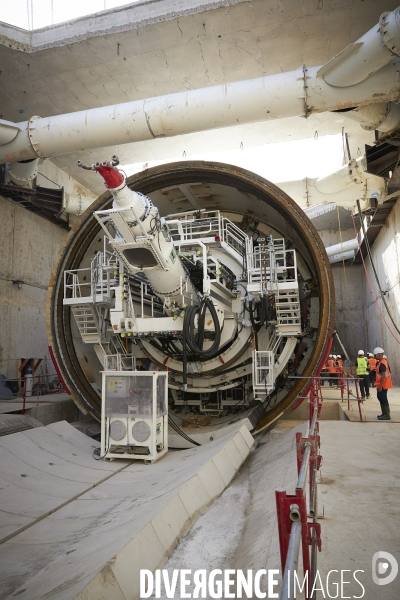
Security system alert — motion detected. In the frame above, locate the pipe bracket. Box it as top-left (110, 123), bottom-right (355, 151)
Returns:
top-left (27, 116), bottom-right (48, 159)
top-left (380, 10), bottom-right (400, 58)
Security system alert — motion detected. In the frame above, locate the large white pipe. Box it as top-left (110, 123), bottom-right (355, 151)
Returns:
top-left (0, 8), bottom-right (399, 165)
top-left (325, 239), bottom-right (358, 257)
top-left (278, 155), bottom-right (386, 209)
top-left (341, 101), bottom-right (400, 132)
top-left (62, 192), bottom-right (95, 216)
top-left (315, 156), bottom-right (378, 195)
top-left (329, 250), bottom-right (356, 264)
top-left (318, 7), bottom-right (400, 87)
top-left (6, 158), bottom-right (39, 186)
top-left (0, 66), bottom-right (399, 165)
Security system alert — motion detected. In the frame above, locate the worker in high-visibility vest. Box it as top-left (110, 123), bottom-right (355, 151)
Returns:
top-left (327, 354), bottom-right (336, 387)
top-left (374, 347), bottom-right (392, 420)
top-left (367, 353), bottom-right (377, 388)
top-left (355, 350), bottom-right (370, 399)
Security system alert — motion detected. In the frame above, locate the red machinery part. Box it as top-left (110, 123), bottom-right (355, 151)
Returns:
top-left (93, 163), bottom-right (125, 189)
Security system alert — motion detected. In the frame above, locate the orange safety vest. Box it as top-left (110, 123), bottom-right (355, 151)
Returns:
top-left (375, 358), bottom-right (393, 389)
top-left (368, 357), bottom-right (377, 371)
top-left (327, 359), bottom-right (335, 373)
top-left (336, 359), bottom-right (343, 371)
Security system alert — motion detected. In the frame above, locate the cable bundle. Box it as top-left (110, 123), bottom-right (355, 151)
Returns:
top-left (168, 416), bottom-right (201, 446)
top-left (182, 296), bottom-right (222, 391)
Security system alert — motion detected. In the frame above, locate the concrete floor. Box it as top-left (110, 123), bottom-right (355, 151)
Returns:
top-left (318, 420), bottom-right (400, 599)
top-left (146, 387), bottom-right (400, 599)
top-left (0, 385), bottom-right (399, 598)
top-left (0, 421), bottom-right (252, 599)
top-left (282, 384), bottom-right (400, 596)
top-left (343, 385), bottom-right (400, 423)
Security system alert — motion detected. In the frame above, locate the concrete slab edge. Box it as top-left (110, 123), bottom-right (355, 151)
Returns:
top-left (0, 0), bottom-right (252, 53)
top-left (74, 424), bottom-right (253, 600)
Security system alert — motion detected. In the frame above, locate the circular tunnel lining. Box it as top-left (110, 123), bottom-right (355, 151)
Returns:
top-left (47, 161), bottom-right (335, 428)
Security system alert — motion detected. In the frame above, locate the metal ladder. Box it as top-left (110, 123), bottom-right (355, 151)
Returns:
top-left (275, 288), bottom-right (301, 336)
top-left (94, 335), bottom-right (134, 370)
top-left (71, 304), bottom-right (101, 343)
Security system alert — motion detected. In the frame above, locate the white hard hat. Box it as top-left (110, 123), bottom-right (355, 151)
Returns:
top-left (373, 347), bottom-right (384, 355)
top-left (328, 354), bottom-right (332, 358)
top-left (332, 354), bottom-right (337, 358)
top-left (357, 350), bottom-right (364, 355)
top-left (337, 355), bottom-right (341, 358)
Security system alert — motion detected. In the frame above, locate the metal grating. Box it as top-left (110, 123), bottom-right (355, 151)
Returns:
top-left (0, 415), bottom-right (43, 437)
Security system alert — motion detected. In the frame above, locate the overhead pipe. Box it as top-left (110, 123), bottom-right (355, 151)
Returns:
top-left (329, 250), bottom-right (356, 264)
top-left (62, 192), bottom-right (95, 216)
top-left (325, 238), bottom-right (359, 257)
top-left (314, 156), bottom-right (382, 195)
top-left (318, 7), bottom-right (400, 87)
top-left (0, 119), bottom-right (20, 145)
top-left (0, 8), bottom-right (400, 165)
top-left (6, 158), bottom-right (39, 187)
top-left (278, 154), bottom-right (386, 209)
top-left (339, 101), bottom-right (400, 133)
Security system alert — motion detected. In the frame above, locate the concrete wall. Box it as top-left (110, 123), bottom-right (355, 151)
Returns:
top-left (318, 229), bottom-right (366, 361)
top-left (0, 193), bottom-right (68, 380)
top-left (331, 264), bottom-right (367, 361)
top-left (0, 160), bottom-right (96, 382)
top-left (364, 200), bottom-right (400, 385)
top-left (0, 162), bottom-right (96, 386)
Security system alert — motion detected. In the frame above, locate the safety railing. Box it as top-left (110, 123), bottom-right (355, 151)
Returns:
top-left (64, 267), bottom-right (92, 300)
top-left (276, 376), bottom-right (323, 600)
top-left (222, 217), bottom-right (249, 259)
top-left (343, 372), bottom-right (364, 422)
top-left (252, 350), bottom-right (275, 392)
top-left (247, 247), bottom-right (298, 292)
top-left (63, 251), bottom-right (113, 305)
top-left (167, 210), bottom-right (222, 242)
top-left (166, 210), bottom-right (249, 263)
top-left (10, 373), bottom-right (65, 415)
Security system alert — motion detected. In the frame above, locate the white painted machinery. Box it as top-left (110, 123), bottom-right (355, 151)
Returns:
top-left (63, 156), bottom-right (306, 417)
top-left (101, 370), bottom-right (168, 462)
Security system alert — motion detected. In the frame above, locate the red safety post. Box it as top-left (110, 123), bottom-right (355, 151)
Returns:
top-left (48, 345), bottom-right (71, 395)
top-left (277, 371), bottom-right (324, 599)
top-left (275, 488), bottom-right (322, 599)
top-left (338, 368), bottom-right (345, 399)
top-left (296, 433), bottom-right (322, 509)
top-left (358, 397), bottom-right (364, 422)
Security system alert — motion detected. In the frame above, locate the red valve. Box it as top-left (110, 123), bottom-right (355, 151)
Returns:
top-left (93, 161), bottom-right (125, 189)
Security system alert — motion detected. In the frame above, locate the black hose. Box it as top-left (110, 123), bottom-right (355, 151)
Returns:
top-left (168, 416), bottom-right (201, 446)
top-left (182, 296), bottom-right (222, 391)
top-left (185, 297), bottom-right (221, 358)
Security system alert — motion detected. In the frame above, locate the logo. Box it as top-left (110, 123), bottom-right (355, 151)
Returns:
top-left (372, 551), bottom-right (398, 586)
